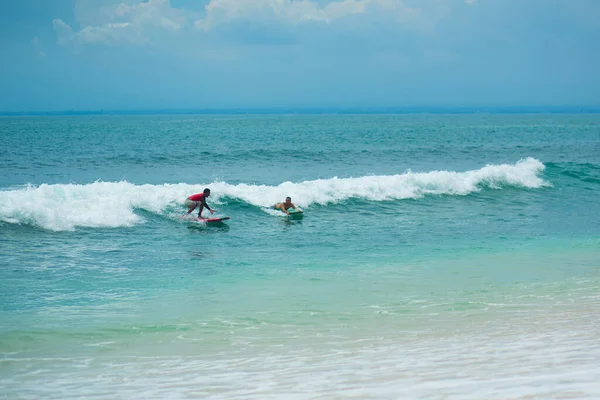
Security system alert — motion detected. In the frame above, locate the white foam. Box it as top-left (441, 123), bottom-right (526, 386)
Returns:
top-left (0, 158), bottom-right (548, 231)
top-left (2, 306), bottom-right (600, 399)
top-left (0, 181), bottom-right (199, 231)
top-left (231, 157), bottom-right (548, 208)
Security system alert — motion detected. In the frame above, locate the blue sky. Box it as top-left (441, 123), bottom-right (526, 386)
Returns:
top-left (1, 0), bottom-right (599, 111)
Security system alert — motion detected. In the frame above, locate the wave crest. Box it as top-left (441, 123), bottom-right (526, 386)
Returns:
top-left (0, 158), bottom-right (548, 231)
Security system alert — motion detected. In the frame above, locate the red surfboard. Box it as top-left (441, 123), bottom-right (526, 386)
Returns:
top-left (195, 216), bottom-right (230, 223)
top-left (183, 215), bottom-right (230, 223)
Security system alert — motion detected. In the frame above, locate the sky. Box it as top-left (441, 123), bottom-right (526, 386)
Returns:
top-left (1, 0), bottom-right (599, 112)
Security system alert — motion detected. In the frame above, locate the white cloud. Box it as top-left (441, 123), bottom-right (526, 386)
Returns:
top-left (54, 0), bottom-right (463, 46)
top-left (113, 0), bottom-right (187, 31)
top-left (53, 19), bottom-right (75, 46)
top-left (192, 0), bottom-right (454, 35)
top-left (82, 23), bottom-right (148, 45)
top-left (194, 0), bottom-right (422, 31)
top-left (54, 18), bottom-right (150, 46)
top-left (54, 0), bottom-right (189, 46)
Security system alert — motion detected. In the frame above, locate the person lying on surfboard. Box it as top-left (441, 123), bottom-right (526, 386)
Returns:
top-left (274, 196), bottom-right (298, 215)
top-left (185, 188), bottom-right (215, 217)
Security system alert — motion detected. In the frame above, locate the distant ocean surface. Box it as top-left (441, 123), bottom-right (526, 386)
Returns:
top-left (1, 114), bottom-right (599, 399)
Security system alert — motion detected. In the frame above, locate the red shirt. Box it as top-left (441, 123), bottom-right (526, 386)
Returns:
top-left (188, 193), bottom-right (207, 201)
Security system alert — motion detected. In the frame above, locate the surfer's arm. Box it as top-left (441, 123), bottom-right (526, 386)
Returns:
top-left (204, 202), bottom-right (215, 213)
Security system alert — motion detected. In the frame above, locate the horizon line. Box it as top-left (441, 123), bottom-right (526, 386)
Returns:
top-left (2, 105), bottom-right (600, 116)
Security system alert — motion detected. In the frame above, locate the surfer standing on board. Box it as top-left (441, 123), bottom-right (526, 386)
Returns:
top-left (274, 196), bottom-right (298, 215)
top-left (185, 188), bottom-right (215, 217)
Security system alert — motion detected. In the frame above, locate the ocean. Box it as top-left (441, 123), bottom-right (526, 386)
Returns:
top-left (1, 113), bottom-right (599, 399)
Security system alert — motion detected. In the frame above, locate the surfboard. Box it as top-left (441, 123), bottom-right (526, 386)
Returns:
top-left (185, 215), bottom-right (230, 224)
top-left (286, 209), bottom-right (303, 219)
top-left (197, 216), bottom-right (230, 223)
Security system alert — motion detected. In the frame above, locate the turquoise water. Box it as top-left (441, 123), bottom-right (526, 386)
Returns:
top-left (1, 114), bottom-right (600, 398)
